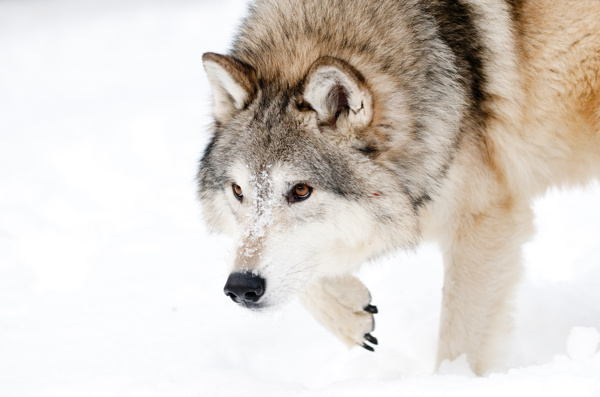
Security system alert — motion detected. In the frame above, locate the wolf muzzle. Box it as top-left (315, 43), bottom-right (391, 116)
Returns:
top-left (223, 272), bottom-right (266, 307)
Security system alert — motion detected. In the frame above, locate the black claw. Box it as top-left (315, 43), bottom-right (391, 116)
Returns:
top-left (361, 343), bottom-right (375, 352)
top-left (364, 333), bottom-right (378, 345)
top-left (364, 304), bottom-right (378, 314)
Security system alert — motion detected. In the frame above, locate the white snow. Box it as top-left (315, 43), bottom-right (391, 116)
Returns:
top-left (567, 327), bottom-right (600, 364)
top-left (1, 1), bottom-right (599, 396)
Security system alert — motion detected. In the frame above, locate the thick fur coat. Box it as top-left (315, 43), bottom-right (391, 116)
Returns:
top-left (198, 0), bottom-right (600, 375)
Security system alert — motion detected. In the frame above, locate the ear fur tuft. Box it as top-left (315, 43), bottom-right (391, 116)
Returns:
top-left (202, 52), bottom-right (257, 122)
top-left (302, 57), bottom-right (373, 129)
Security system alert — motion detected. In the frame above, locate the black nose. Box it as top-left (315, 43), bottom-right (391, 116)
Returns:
top-left (223, 272), bottom-right (266, 305)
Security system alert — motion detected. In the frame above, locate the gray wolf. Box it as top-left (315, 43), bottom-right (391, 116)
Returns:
top-left (198, 0), bottom-right (600, 375)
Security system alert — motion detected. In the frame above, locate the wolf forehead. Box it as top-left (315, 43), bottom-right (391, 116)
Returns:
top-left (199, 94), bottom-right (361, 196)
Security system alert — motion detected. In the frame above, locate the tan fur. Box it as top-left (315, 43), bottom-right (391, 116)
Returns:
top-left (493, 0), bottom-right (600, 194)
top-left (422, 0), bottom-right (600, 374)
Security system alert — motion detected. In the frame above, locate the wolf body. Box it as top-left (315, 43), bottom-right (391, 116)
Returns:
top-left (199, 0), bottom-right (600, 375)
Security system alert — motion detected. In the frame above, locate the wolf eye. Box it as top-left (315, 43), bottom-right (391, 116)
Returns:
top-left (288, 183), bottom-right (312, 203)
top-left (295, 184), bottom-right (310, 198)
top-left (232, 184), bottom-right (243, 201)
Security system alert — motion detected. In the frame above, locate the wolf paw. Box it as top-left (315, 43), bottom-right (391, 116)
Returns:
top-left (301, 275), bottom-right (378, 351)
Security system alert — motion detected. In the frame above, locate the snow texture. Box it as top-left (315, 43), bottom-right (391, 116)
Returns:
top-left (244, 169), bottom-right (276, 241)
top-left (1, 1), bottom-right (599, 396)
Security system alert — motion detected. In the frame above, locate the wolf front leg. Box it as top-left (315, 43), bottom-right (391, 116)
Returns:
top-left (300, 275), bottom-right (378, 351)
top-left (435, 199), bottom-right (534, 375)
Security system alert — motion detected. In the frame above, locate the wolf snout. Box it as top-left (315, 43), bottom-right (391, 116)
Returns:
top-left (223, 272), bottom-right (266, 305)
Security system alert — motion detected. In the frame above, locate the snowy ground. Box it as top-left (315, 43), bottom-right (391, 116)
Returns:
top-left (1, 1), bottom-right (599, 396)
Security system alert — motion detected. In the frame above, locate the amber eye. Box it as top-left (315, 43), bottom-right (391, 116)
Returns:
top-left (232, 184), bottom-right (243, 200)
top-left (291, 184), bottom-right (312, 202)
top-left (294, 184), bottom-right (310, 197)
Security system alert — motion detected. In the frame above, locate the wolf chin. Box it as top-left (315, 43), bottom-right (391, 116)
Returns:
top-left (198, 0), bottom-right (600, 375)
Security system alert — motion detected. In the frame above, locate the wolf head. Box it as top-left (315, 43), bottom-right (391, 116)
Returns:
top-left (199, 52), bottom-right (424, 310)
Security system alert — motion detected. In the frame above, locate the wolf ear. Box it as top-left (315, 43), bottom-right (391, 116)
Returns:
top-left (202, 52), bottom-right (257, 123)
top-left (302, 57), bottom-right (373, 129)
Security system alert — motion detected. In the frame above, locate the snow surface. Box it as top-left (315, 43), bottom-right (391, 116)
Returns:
top-left (1, 1), bottom-right (599, 396)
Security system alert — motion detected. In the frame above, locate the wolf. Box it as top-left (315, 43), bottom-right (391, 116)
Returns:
top-left (198, 0), bottom-right (600, 375)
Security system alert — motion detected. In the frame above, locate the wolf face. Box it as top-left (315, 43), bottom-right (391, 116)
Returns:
top-left (198, 53), bottom-right (419, 309)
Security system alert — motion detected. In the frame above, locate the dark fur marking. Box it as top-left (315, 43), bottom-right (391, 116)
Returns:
top-left (357, 144), bottom-right (379, 158)
top-left (428, 0), bottom-right (489, 125)
top-left (410, 193), bottom-right (432, 210)
top-left (197, 132), bottom-right (221, 191)
top-left (506, 0), bottom-right (524, 25)
top-left (296, 101), bottom-right (314, 112)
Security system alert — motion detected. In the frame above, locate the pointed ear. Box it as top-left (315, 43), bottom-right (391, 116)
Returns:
top-left (202, 52), bottom-right (257, 123)
top-left (302, 57), bottom-right (373, 129)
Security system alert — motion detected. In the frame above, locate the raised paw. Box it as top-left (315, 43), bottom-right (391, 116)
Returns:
top-left (300, 275), bottom-right (379, 351)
